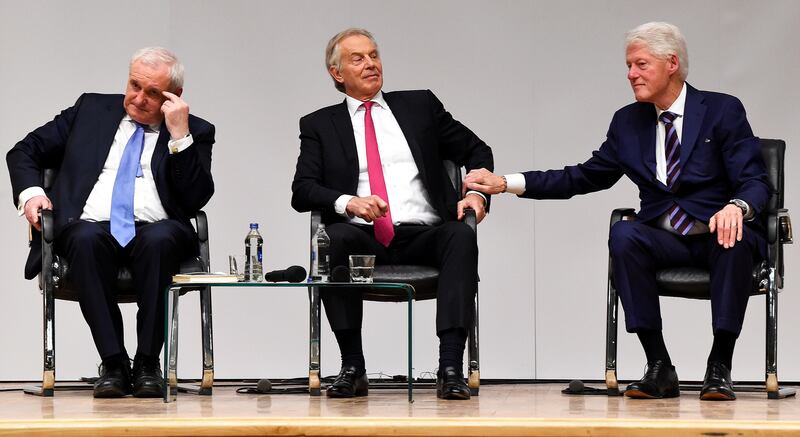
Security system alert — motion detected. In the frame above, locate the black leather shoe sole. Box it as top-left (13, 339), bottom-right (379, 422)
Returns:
top-left (93, 384), bottom-right (130, 398)
top-left (700, 388), bottom-right (736, 401)
top-left (437, 387), bottom-right (471, 400)
top-left (133, 382), bottom-right (164, 398)
top-left (326, 386), bottom-right (368, 398)
top-left (624, 387), bottom-right (680, 399)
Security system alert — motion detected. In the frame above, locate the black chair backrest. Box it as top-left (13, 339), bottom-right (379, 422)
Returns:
top-left (760, 138), bottom-right (785, 211)
top-left (43, 168), bottom-right (56, 191)
top-left (444, 160), bottom-right (462, 194)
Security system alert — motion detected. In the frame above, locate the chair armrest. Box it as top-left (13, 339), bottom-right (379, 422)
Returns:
top-left (194, 210), bottom-right (209, 242)
top-left (609, 208), bottom-right (636, 230)
top-left (40, 209), bottom-right (55, 243)
top-left (464, 208), bottom-right (477, 234)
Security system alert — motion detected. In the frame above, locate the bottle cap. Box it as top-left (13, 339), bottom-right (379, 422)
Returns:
top-left (250, 223), bottom-right (258, 229)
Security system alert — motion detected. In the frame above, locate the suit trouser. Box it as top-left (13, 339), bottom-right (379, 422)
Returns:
top-left (56, 219), bottom-right (194, 360)
top-left (609, 220), bottom-right (766, 336)
top-left (322, 221), bottom-right (478, 335)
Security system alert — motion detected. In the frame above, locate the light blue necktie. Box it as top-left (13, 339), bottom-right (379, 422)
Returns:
top-left (110, 122), bottom-right (145, 247)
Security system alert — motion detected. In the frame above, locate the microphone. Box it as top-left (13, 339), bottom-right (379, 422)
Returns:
top-left (568, 379), bottom-right (584, 393)
top-left (264, 266), bottom-right (307, 283)
top-left (256, 378), bottom-right (272, 393)
top-left (331, 265), bottom-right (350, 283)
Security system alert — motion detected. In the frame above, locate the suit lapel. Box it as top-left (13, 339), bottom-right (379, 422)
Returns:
top-left (680, 84), bottom-right (706, 166)
top-left (94, 97), bottom-right (126, 172)
top-left (329, 101), bottom-right (359, 188)
top-left (637, 104), bottom-right (659, 182)
top-left (383, 92), bottom-right (428, 187)
top-left (150, 122), bottom-right (170, 178)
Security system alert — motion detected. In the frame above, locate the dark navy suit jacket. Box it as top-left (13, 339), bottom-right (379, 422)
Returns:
top-left (519, 84), bottom-right (769, 236)
top-left (291, 89), bottom-right (494, 225)
top-left (6, 93), bottom-right (215, 278)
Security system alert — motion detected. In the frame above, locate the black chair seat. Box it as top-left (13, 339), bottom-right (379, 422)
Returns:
top-left (365, 265), bottom-right (440, 302)
top-left (655, 262), bottom-right (767, 300)
top-left (51, 255), bottom-right (206, 303)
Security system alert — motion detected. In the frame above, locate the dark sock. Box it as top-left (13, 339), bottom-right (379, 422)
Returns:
top-left (101, 353), bottom-right (129, 371)
top-left (333, 328), bottom-right (365, 372)
top-left (438, 328), bottom-right (467, 372)
top-left (707, 329), bottom-right (737, 370)
top-left (636, 329), bottom-right (671, 365)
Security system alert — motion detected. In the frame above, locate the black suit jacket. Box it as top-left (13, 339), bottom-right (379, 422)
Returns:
top-left (291, 89), bottom-right (493, 225)
top-left (6, 93), bottom-right (215, 278)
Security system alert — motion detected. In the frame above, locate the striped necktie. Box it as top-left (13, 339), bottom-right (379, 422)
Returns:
top-left (660, 111), bottom-right (694, 235)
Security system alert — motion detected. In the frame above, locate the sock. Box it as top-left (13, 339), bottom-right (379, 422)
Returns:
top-left (333, 328), bottom-right (365, 372)
top-left (636, 329), bottom-right (671, 365)
top-left (707, 329), bottom-right (737, 370)
top-left (438, 328), bottom-right (467, 372)
top-left (101, 353), bottom-right (129, 371)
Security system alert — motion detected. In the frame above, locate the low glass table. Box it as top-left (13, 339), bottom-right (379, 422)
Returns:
top-left (162, 281), bottom-right (416, 403)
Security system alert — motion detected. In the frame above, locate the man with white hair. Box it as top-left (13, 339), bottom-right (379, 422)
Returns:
top-left (7, 47), bottom-right (215, 398)
top-left (464, 22), bottom-right (768, 401)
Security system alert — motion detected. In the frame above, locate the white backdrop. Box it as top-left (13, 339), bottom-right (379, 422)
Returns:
top-left (0, 0), bottom-right (797, 383)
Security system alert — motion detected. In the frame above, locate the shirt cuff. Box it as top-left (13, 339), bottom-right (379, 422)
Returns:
top-left (17, 186), bottom-right (46, 216)
top-left (335, 194), bottom-right (355, 217)
top-left (732, 198), bottom-right (754, 221)
top-left (168, 134), bottom-right (194, 154)
top-left (504, 173), bottom-right (526, 195)
top-left (465, 190), bottom-right (487, 205)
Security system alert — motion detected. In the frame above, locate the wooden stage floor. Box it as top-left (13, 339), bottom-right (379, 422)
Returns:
top-left (2, 382), bottom-right (800, 436)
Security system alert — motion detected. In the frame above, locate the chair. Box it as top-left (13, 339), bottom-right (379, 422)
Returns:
top-left (604, 138), bottom-right (794, 399)
top-left (307, 161), bottom-right (481, 396)
top-left (24, 168), bottom-right (215, 397)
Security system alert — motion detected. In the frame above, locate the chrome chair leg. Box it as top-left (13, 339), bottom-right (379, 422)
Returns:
top-left (468, 290), bottom-right (480, 396)
top-left (765, 268), bottom-right (796, 399)
top-left (309, 285), bottom-right (321, 396)
top-left (605, 267), bottom-right (621, 396)
top-left (198, 286), bottom-right (214, 395)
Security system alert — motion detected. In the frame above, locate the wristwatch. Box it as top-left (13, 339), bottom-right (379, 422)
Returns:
top-left (728, 199), bottom-right (750, 218)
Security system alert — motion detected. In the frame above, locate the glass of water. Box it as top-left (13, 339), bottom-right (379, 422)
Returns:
top-left (348, 255), bottom-right (376, 283)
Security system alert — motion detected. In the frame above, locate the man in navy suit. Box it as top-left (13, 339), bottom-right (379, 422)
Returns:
top-left (7, 47), bottom-right (214, 398)
top-left (292, 28), bottom-right (493, 400)
top-left (464, 22), bottom-right (768, 401)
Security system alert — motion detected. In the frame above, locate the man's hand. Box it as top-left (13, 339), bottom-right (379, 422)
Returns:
top-left (161, 91), bottom-right (190, 140)
top-left (24, 195), bottom-right (53, 231)
top-left (346, 195), bottom-right (389, 222)
top-left (458, 192), bottom-right (487, 224)
top-left (463, 168), bottom-right (506, 196)
top-left (709, 204), bottom-right (743, 249)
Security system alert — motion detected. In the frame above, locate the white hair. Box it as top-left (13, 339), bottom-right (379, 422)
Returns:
top-left (625, 22), bottom-right (689, 80)
top-left (130, 47), bottom-right (184, 90)
top-left (325, 28), bottom-right (379, 93)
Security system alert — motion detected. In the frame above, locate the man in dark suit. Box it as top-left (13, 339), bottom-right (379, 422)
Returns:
top-left (292, 28), bottom-right (493, 400)
top-left (464, 22), bottom-right (768, 401)
top-left (6, 47), bottom-right (214, 398)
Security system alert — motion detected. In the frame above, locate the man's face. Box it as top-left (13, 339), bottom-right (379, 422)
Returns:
top-left (626, 41), bottom-right (678, 107)
top-left (123, 60), bottom-right (175, 125)
top-left (330, 34), bottom-right (383, 101)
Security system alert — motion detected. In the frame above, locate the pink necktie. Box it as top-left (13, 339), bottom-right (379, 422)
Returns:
top-left (363, 101), bottom-right (394, 246)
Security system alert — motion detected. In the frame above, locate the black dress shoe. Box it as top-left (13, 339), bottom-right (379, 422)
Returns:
top-left (94, 360), bottom-right (132, 398)
top-left (437, 366), bottom-right (470, 400)
top-left (327, 365), bottom-right (368, 398)
top-left (625, 360), bottom-right (680, 399)
top-left (700, 361), bottom-right (736, 401)
top-left (132, 355), bottom-right (165, 398)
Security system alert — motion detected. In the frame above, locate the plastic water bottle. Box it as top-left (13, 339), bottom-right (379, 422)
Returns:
top-left (244, 223), bottom-right (264, 282)
top-left (311, 223), bottom-right (331, 282)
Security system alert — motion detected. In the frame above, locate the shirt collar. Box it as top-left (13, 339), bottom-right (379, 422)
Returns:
top-left (123, 114), bottom-right (161, 132)
top-left (345, 91), bottom-right (390, 118)
top-left (655, 82), bottom-right (687, 121)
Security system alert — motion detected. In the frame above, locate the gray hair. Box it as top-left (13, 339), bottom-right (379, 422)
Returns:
top-left (130, 47), bottom-right (185, 90)
top-left (625, 22), bottom-right (689, 80)
top-left (325, 28), bottom-right (379, 93)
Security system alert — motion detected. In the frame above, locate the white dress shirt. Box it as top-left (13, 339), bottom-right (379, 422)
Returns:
top-left (334, 92), bottom-right (442, 226)
top-left (17, 115), bottom-right (194, 223)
